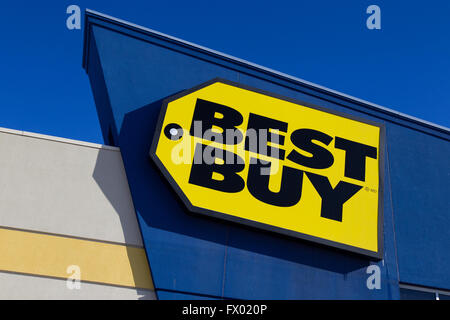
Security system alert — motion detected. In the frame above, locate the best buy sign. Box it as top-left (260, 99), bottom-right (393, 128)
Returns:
top-left (150, 79), bottom-right (384, 258)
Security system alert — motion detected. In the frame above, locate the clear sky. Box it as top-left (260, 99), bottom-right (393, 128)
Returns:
top-left (1, 1), bottom-right (449, 144)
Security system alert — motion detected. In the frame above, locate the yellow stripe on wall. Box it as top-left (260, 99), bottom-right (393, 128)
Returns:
top-left (0, 227), bottom-right (153, 290)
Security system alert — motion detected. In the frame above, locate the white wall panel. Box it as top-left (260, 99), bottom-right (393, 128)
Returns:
top-left (0, 272), bottom-right (155, 300)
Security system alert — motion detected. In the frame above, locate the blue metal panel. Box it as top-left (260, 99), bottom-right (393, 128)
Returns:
top-left (83, 11), bottom-right (449, 299)
top-left (90, 25), bottom-right (240, 132)
top-left (387, 125), bottom-right (450, 289)
top-left (157, 290), bottom-right (219, 300)
top-left (85, 31), bottom-right (117, 146)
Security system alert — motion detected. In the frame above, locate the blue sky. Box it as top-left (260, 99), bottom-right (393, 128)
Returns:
top-left (1, 1), bottom-right (449, 144)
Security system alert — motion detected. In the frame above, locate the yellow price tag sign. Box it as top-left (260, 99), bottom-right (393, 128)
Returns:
top-left (150, 79), bottom-right (384, 258)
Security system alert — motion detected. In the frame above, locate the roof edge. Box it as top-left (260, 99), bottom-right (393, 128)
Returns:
top-left (0, 126), bottom-right (120, 151)
top-left (82, 9), bottom-right (450, 135)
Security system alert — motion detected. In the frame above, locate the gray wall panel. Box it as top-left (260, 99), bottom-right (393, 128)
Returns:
top-left (0, 129), bottom-right (143, 246)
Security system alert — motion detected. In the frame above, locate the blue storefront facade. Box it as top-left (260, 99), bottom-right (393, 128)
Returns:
top-left (82, 10), bottom-right (450, 300)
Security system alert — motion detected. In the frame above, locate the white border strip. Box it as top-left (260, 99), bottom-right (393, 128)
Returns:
top-left (0, 126), bottom-right (119, 151)
top-left (399, 283), bottom-right (450, 296)
top-left (85, 9), bottom-right (449, 134)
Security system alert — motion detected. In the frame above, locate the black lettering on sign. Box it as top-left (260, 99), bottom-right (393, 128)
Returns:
top-left (189, 143), bottom-right (245, 193)
top-left (183, 99), bottom-right (377, 224)
top-left (305, 172), bottom-right (362, 222)
top-left (334, 137), bottom-right (377, 181)
top-left (247, 159), bottom-right (304, 207)
top-left (244, 113), bottom-right (287, 160)
top-left (287, 129), bottom-right (334, 169)
top-left (190, 99), bottom-right (243, 144)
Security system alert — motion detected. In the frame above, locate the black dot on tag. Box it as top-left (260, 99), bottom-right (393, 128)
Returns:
top-left (164, 123), bottom-right (183, 140)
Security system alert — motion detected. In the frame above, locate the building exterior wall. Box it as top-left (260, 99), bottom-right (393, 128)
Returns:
top-left (3, 10), bottom-right (445, 300)
top-left (82, 10), bottom-right (450, 300)
top-left (0, 128), bottom-right (155, 299)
